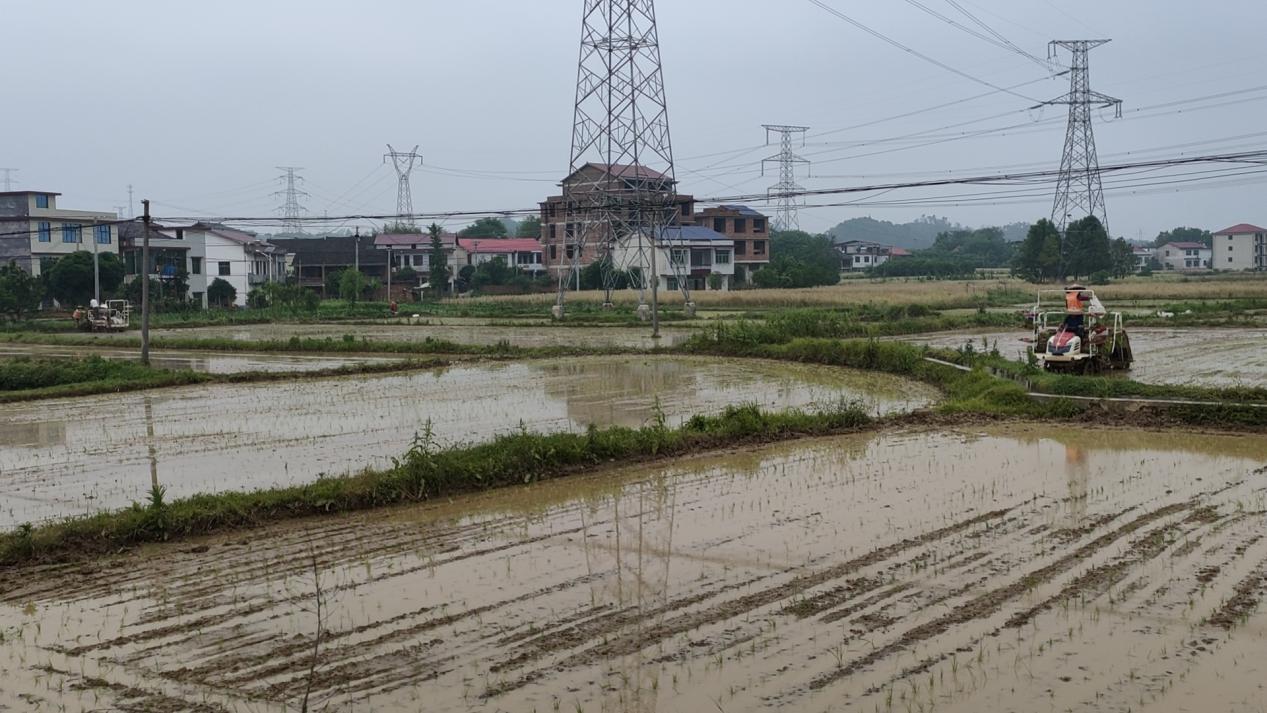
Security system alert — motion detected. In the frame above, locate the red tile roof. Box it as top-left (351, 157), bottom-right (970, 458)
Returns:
top-left (458, 237), bottom-right (542, 254)
top-left (1213, 223), bottom-right (1267, 235)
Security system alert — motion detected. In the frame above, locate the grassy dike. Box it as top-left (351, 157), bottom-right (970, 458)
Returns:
top-left (0, 355), bottom-right (453, 404)
top-left (0, 401), bottom-right (878, 566)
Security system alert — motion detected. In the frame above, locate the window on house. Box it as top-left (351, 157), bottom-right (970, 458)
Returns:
top-left (95, 225), bottom-right (111, 244)
top-left (754, 218), bottom-right (766, 233)
top-left (1229, 257), bottom-right (1234, 263)
top-left (670, 248), bottom-right (688, 266)
top-left (714, 250), bottom-right (731, 265)
top-left (734, 241), bottom-right (747, 256)
top-left (218, 261), bottom-right (231, 276)
top-left (754, 240), bottom-right (766, 255)
top-left (1230, 245), bottom-right (1234, 251)
top-left (666, 277), bottom-right (678, 291)
top-left (713, 218), bottom-right (726, 233)
top-left (565, 245), bottom-right (575, 259)
top-left (734, 218), bottom-right (747, 233)
top-left (37, 221), bottom-right (50, 242)
top-left (549, 223), bottom-right (557, 239)
top-left (191, 257), bottom-right (202, 275)
top-left (35, 194), bottom-right (49, 209)
top-left (549, 244), bottom-right (558, 260)
top-left (61, 224), bottom-right (81, 243)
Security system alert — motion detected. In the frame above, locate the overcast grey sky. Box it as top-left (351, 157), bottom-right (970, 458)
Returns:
top-left (5, 0), bottom-right (1266, 239)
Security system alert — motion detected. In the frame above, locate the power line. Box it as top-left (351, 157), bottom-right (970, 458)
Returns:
top-left (805, 0), bottom-right (1042, 103)
top-left (900, 0), bottom-right (1054, 71)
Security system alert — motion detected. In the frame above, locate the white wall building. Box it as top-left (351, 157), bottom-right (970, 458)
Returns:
top-left (0, 190), bottom-right (118, 277)
top-left (1212, 223), bottom-right (1266, 271)
top-left (186, 224), bottom-right (287, 306)
top-left (611, 226), bottom-right (734, 292)
top-left (1158, 242), bottom-right (1211, 271)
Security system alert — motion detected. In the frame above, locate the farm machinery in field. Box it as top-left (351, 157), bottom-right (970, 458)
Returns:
top-left (73, 299), bottom-right (131, 332)
top-left (1030, 286), bottom-right (1132, 374)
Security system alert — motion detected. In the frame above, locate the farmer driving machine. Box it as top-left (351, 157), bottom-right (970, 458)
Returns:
top-left (73, 300), bottom-right (131, 332)
top-left (1030, 286), bottom-right (1132, 374)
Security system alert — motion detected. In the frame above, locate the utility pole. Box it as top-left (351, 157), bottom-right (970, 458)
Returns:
top-left (140, 200), bottom-right (152, 366)
top-left (274, 167), bottom-right (308, 235)
top-left (90, 222), bottom-right (100, 303)
top-left (761, 125), bottom-right (810, 232)
top-left (1036, 40), bottom-right (1121, 236)
top-left (0, 168), bottom-right (17, 191)
top-left (384, 145), bottom-right (422, 229)
top-left (556, 0), bottom-right (687, 328)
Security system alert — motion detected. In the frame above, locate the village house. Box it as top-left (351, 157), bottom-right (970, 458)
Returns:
top-left (1132, 245), bottom-right (1156, 270)
top-left (835, 240), bottom-right (910, 271)
top-left (457, 237), bottom-right (544, 274)
top-left (693, 205), bottom-right (770, 284)
top-left (609, 225), bottom-right (735, 292)
top-left (274, 234), bottom-right (387, 298)
top-left (1157, 241), bottom-right (1211, 271)
top-left (373, 232), bottom-right (465, 292)
top-left (119, 222), bottom-right (208, 305)
top-left (181, 223), bottom-right (287, 306)
top-left (0, 190), bottom-right (118, 277)
top-left (1212, 223), bottom-right (1266, 271)
top-left (539, 163), bottom-right (695, 278)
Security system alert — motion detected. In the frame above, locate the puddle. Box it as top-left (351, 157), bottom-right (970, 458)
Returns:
top-left (0, 343), bottom-right (397, 374)
top-left (2, 424), bottom-right (1265, 712)
top-left (89, 321), bottom-right (699, 348)
top-left (0, 355), bottom-right (935, 526)
top-left (895, 326), bottom-right (1267, 388)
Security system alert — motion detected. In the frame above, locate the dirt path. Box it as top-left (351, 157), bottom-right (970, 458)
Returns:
top-left (2, 423), bottom-right (1265, 712)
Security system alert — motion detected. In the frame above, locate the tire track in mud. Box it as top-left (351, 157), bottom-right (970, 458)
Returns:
top-left (483, 506), bottom-right (1012, 698)
top-left (807, 501), bottom-right (1191, 690)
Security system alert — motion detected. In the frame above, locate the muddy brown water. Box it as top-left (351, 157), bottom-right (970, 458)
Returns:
top-left (0, 355), bottom-right (934, 527)
top-left (0, 343), bottom-right (398, 374)
top-left (1, 424), bottom-right (1265, 712)
top-left (89, 321), bottom-right (699, 348)
top-left (896, 327), bottom-right (1267, 388)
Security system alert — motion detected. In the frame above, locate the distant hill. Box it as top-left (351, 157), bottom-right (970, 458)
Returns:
top-left (826, 215), bottom-right (1030, 250)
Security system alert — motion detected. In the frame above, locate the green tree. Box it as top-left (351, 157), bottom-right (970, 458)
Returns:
top-left (458, 217), bottom-right (508, 238)
top-left (1064, 216), bottom-right (1111, 280)
top-left (1011, 219), bottom-right (1061, 282)
top-left (1153, 226), bottom-right (1211, 248)
top-left (1110, 238), bottom-right (1136, 278)
top-left (207, 277), bottom-right (237, 307)
top-left (338, 269), bottom-right (367, 302)
top-left (428, 223), bottom-right (450, 295)
top-left (382, 222), bottom-right (423, 235)
top-left (471, 257), bottom-right (516, 288)
top-left (44, 251), bottom-right (125, 306)
top-left (0, 261), bottom-right (44, 321)
top-left (927, 227), bottom-right (1014, 267)
top-left (516, 216), bottom-right (542, 238)
top-left (752, 230), bottom-right (841, 288)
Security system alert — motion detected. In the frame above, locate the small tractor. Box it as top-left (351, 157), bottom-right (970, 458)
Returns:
top-left (1030, 286), bottom-right (1132, 374)
top-left (73, 300), bottom-right (132, 332)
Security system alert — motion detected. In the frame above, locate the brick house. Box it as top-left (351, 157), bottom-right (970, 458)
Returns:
top-left (693, 205), bottom-right (770, 284)
top-left (539, 163), bottom-right (694, 278)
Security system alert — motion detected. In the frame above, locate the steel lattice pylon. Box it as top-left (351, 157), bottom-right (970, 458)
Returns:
top-left (762, 125), bottom-right (810, 232)
top-left (273, 166), bottom-right (308, 235)
top-left (1040, 40), bottom-right (1121, 235)
top-left (555, 0), bottom-right (689, 324)
top-left (384, 144), bottom-right (422, 229)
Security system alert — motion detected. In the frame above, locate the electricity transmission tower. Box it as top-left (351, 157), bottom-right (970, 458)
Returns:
top-left (274, 166), bottom-right (309, 235)
top-left (762, 125), bottom-right (810, 231)
top-left (1037, 40), bottom-right (1121, 235)
top-left (556, 0), bottom-right (689, 330)
top-left (384, 144), bottom-right (422, 228)
top-left (0, 168), bottom-right (17, 191)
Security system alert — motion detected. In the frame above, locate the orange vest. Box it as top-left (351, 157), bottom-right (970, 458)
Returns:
top-left (1065, 291), bottom-right (1083, 312)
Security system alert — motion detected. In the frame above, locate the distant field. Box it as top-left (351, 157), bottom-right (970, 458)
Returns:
top-left (470, 273), bottom-right (1267, 309)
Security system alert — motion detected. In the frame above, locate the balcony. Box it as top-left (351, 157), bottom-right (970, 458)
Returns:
top-left (248, 273), bottom-right (269, 285)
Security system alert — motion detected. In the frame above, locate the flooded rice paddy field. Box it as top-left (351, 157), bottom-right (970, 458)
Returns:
top-left (896, 327), bottom-right (1267, 388)
top-left (0, 356), bottom-right (934, 527)
top-left (90, 321), bottom-right (699, 349)
top-left (0, 342), bottom-right (398, 374)
top-left (2, 424), bottom-right (1265, 712)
